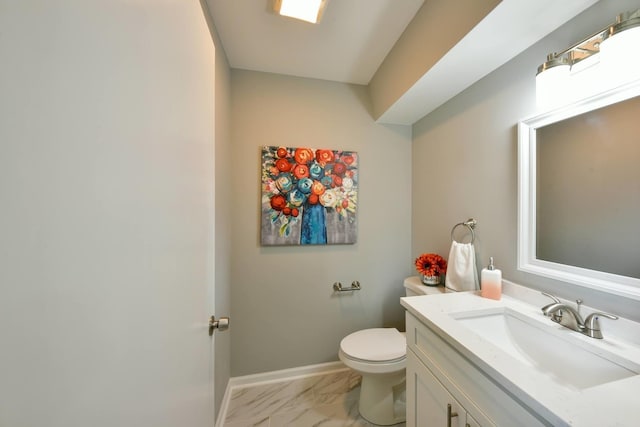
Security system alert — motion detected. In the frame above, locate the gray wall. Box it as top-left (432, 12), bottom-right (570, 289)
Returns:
top-left (230, 70), bottom-right (413, 376)
top-left (411, 0), bottom-right (640, 321)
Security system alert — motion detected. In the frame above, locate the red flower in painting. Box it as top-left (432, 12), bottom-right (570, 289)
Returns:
top-left (270, 194), bottom-right (287, 211)
top-left (415, 253), bottom-right (447, 277)
top-left (294, 148), bottom-right (314, 165)
top-left (292, 164), bottom-right (310, 179)
top-left (315, 149), bottom-right (335, 165)
top-left (342, 155), bottom-right (355, 165)
top-left (333, 162), bottom-right (347, 176)
top-left (275, 158), bottom-right (292, 172)
top-left (276, 147), bottom-right (288, 158)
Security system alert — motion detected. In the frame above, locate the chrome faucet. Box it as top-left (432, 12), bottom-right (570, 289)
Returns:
top-left (540, 292), bottom-right (618, 339)
top-left (542, 299), bottom-right (585, 331)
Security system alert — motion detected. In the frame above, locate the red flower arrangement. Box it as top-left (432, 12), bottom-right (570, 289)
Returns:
top-left (415, 253), bottom-right (447, 277)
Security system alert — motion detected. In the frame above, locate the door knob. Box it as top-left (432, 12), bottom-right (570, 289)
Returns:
top-left (209, 316), bottom-right (229, 336)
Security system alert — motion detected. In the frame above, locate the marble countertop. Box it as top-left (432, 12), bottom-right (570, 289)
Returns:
top-left (401, 283), bottom-right (640, 427)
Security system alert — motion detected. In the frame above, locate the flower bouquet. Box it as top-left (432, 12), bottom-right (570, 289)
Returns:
top-left (415, 253), bottom-right (447, 286)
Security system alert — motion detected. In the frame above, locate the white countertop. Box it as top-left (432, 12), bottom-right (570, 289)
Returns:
top-left (401, 286), bottom-right (640, 427)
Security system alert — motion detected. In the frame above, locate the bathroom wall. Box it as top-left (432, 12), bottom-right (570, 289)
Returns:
top-left (230, 70), bottom-right (413, 376)
top-left (411, 0), bottom-right (640, 321)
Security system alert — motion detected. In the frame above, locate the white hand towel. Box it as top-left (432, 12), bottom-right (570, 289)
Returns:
top-left (445, 241), bottom-right (479, 292)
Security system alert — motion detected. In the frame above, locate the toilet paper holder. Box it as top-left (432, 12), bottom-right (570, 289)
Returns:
top-left (333, 281), bottom-right (361, 292)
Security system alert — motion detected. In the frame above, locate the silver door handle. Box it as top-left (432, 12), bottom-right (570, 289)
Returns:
top-left (209, 316), bottom-right (229, 336)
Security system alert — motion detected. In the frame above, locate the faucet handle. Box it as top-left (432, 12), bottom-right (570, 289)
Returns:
top-left (541, 292), bottom-right (561, 303)
top-left (540, 292), bottom-right (562, 322)
top-left (584, 312), bottom-right (619, 339)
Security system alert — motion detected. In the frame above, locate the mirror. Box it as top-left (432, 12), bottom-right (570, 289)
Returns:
top-left (518, 79), bottom-right (640, 300)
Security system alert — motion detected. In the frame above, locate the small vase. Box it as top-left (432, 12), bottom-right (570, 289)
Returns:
top-left (421, 274), bottom-right (441, 286)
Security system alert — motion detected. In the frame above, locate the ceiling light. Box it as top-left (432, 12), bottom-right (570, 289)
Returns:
top-left (272, 0), bottom-right (328, 24)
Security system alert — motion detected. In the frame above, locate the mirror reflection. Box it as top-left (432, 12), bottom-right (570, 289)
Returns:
top-left (536, 95), bottom-right (640, 279)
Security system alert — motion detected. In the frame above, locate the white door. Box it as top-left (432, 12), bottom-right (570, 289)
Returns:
top-left (0, 1), bottom-right (217, 426)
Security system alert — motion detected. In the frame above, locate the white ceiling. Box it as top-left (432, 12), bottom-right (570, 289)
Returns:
top-left (207, 0), bottom-right (599, 124)
top-left (207, 0), bottom-right (425, 85)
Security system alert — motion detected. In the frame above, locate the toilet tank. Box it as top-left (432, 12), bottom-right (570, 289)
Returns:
top-left (404, 276), bottom-right (446, 297)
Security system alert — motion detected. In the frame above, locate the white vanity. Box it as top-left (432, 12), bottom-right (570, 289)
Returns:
top-left (401, 281), bottom-right (640, 427)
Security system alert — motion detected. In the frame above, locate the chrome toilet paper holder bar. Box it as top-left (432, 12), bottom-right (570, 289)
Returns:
top-left (333, 281), bottom-right (361, 292)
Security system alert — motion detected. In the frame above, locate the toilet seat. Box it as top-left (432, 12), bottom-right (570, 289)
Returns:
top-left (340, 328), bottom-right (406, 364)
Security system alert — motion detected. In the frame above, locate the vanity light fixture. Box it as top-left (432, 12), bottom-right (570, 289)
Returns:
top-left (272, 0), bottom-right (329, 24)
top-left (536, 9), bottom-right (640, 110)
top-left (600, 10), bottom-right (640, 88)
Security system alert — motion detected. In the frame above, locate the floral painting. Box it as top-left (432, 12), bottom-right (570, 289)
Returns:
top-left (261, 146), bottom-right (358, 246)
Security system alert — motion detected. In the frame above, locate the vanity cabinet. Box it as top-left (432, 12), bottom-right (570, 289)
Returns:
top-left (405, 312), bottom-right (546, 427)
top-left (407, 349), bottom-right (481, 427)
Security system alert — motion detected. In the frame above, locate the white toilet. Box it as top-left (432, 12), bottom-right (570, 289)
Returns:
top-left (338, 277), bottom-right (445, 425)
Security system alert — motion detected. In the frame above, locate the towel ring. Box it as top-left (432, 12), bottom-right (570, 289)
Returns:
top-left (450, 218), bottom-right (477, 244)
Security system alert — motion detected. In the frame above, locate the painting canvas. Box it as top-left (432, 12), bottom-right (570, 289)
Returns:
top-left (261, 146), bottom-right (358, 246)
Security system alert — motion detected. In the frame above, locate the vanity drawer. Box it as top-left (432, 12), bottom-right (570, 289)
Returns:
top-left (406, 312), bottom-right (550, 427)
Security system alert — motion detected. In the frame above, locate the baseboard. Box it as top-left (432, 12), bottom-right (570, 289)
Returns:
top-left (215, 361), bottom-right (346, 426)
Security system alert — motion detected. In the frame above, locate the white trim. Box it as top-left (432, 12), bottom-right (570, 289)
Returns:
top-left (517, 78), bottom-right (640, 301)
top-left (215, 361), bottom-right (347, 426)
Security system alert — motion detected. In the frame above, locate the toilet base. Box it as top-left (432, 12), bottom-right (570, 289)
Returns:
top-left (358, 370), bottom-right (406, 425)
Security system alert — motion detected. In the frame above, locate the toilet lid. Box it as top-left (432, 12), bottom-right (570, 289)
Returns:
top-left (340, 328), bottom-right (406, 362)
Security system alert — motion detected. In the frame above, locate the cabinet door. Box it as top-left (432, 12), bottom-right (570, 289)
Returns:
top-left (407, 349), bottom-right (466, 427)
top-left (465, 412), bottom-right (481, 427)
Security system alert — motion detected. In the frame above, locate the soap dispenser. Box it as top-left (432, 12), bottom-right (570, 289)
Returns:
top-left (481, 257), bottom-right (502, 300)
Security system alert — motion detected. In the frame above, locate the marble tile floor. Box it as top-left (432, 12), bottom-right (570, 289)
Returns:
top-left (221, 368), bottom-right (406, 427)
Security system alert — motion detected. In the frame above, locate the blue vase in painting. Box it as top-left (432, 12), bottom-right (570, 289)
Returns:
top-left (300, 202), bottom-right (327, 244)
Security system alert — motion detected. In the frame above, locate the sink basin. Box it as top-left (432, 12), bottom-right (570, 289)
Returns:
top-left (452, 308), bottom-right (639, 389)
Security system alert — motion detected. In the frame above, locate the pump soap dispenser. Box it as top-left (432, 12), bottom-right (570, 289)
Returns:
top-left (481, 257), bottom-right (502, 300)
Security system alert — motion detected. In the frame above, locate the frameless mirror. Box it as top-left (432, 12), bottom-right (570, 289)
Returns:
top-left (518, 79), bottom-right (640, 300)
